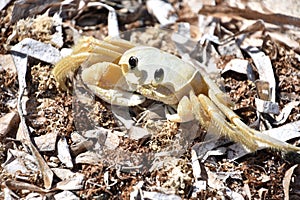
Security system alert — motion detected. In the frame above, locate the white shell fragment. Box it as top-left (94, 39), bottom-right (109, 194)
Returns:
top-left (11, 38), bottom-right (61, 64)
top-left (57, 137), bottom-right (73, 168)
top-left (283, 164), bottom-right (298, 199)
top-left (50, 13), bottom-right (64, 48)
top-left (14, 45), bottom-right (54, 189)
top-left (25, 192), bottom-right (45, 200)
top-left (83, 128), bottom-right (108, 139)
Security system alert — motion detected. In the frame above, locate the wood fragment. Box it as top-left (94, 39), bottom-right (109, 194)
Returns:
top-left (199, 5), bottom-right (300, 27)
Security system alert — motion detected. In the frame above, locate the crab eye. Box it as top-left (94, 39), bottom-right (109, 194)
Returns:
top-left (128, 56), bottom-right (138, 69)
top-left (154, 68), bottom-right (164, 82)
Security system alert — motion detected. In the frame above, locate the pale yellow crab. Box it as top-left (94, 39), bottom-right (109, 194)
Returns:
top-left (53, 36), bottom-right (300, 152)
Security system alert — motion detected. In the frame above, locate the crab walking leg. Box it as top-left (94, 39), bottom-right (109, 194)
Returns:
top-left (69, 37), bottom-right (136, 58)
top-left (189, 92), bottom-right (259, 151)
top-left (201, 73), bottom-right (300, 151)
top-left (103, 36), bottom-right (137, 51)
top-left (209, 89), bottom-right (300, 151)
top-left (53, 37), bottom-right (136, 90)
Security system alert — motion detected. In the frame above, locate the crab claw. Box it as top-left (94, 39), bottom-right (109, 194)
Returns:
top-left (82, 62), bottom-right (145, 106)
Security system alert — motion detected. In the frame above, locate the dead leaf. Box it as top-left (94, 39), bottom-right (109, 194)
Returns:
top-left (57, 137), bottom-right (73, 168)
top-left (34, 131), bottom-right (58, 152)
top-left (283, 164), bottom-right (298, 200)
top-left (0, 0), bottom-right (11, 11)
top-left (0, 111), bottom-right (19, 139)
top-left (198, 5), bottom-right (300, 27)
top-left (146, 0), bottom-right (177, 26)
top-left (11, 38), bottom-right (61, 64)
top-left (244, 46), bottom-right (276, 102)
top-left (54, 191), bottom-right (79, 200)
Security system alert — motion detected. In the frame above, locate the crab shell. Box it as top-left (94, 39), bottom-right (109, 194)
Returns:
top-left (118, 46), bottom-right (207, 105)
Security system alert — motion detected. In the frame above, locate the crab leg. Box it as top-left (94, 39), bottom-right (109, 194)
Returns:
top-left (81, 62), bottom-right (145, 106)
top-left (53, 37), bottom-right (135, 90)
top-left (200, 71), bottom-right (300, 152)
top-left (187, 91), bottom-right (259, 151)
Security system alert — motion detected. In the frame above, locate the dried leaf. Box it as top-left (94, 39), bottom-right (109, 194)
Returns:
top-left (54, 191), bottom-right (79, 200)
top-left (142, 191), bottom-right (181, 200)
top-left (13, 42), bottom-right (54, 189)
top-left (28, 141), bottom-right (54, 189)
top-left (57, 137), bottom-right (73, 168)
top-left (283, 164), bottom-right (298, 200)
top-left (70, 131), bottom-right (93, 156)
top-left (2, 149), bottom-right (38, 174)
top-left (104, 131), bottom-right (120, 150)
top-left (146, 0), bottom-right (177, 26)
top-left (11, 38), bottom-right (61, 64)
top-left (255, 98), bottom-right (279, 115)
top-left (0, 112), bottom-right (19, 138)
top-left (274, 101), bottom-right (300, 125)
top-left (129, 126), bottom-right (151, 140)
top-left (198, 5), bottom-right (300, 27)
top-left (191, 149), bottom-right (206, 196)
top-left (86, 2), bottom-right (119, 37)
top-left (34, 131), bottom-right (58, 152)
top-left (56, 172), bottom-right (85, 190)
top-left (4, 180), bottom-right (51, 193)
top-left (244, 46), bottom-right (276, 102)
top-left (11, 0), bottom-right (62, 24)
top-left (75, 151), bottom-right (101, 165)
top-left (221, 58), bottom-right (255, 81)
top-left (0, 0), bottom-right (11, 11)
top-left (262, 120), bottom-right (300, 142)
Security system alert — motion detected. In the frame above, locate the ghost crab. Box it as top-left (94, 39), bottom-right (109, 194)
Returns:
top-left (53, 36), bottom-right (300, 152)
